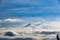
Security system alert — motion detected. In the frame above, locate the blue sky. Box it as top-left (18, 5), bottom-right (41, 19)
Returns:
top-left (0, 0), bottom-right (60, 30)
top-left (0, 0), bottom-right (60, 19)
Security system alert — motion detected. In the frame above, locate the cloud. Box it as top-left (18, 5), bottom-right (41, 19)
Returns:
top-left (24, 17), bottom-right (60, 30)
top-left (0, 18), bottom-right (26, 28)
top-left (0, 17), bottom-right (60, 31)
top-left (0, 38), bottom-right (34, 40)
top-left (1, 0), bottom-right (60, 37)
top-left (48, 21), bottom-right (60, 29)
top-left (40, 31), bottom-right (58, 35)
top-left (0, 18), bottom-right (24, 23)
top-left (3, 18), bottom-right (23, 22)
top-left (0, 20), bottom-right (2, 22)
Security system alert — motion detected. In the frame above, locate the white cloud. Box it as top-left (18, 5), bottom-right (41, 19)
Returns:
top-left (48, 21), bottom-right (60, 29)
top-left (0, 18), bottom-right (25, 23)
top-left (0, 20), bottom-right (2, 22)
top-left (0, 17), bottom-right (60, 31)
top-left (4, 18), bottom-right (23, 22)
